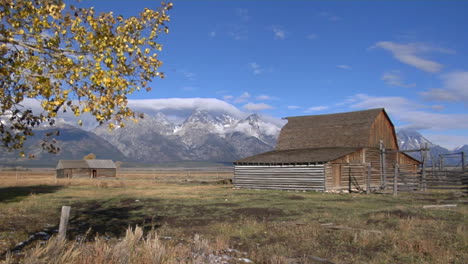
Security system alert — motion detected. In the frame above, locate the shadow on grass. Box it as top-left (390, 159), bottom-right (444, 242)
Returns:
top-left (0, 185), bottom-right (63, 203)
top-left (69, 199), bottom-right (163, 239)
top-left (68, 198), bottom-right (292, 239)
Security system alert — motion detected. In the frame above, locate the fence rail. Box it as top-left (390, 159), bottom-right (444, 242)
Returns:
top-left (391, 168), bottom-right (468, 193)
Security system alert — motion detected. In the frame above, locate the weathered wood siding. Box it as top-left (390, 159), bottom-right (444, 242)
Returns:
top-left (234, 164), bottom-right (325, 191)
top-left (56, 168), bottom-right (116, 178)
top-left (369, 112), bottom-right (398, 149)
top-left (95, 169), bottom-right (116, 178)
top-left (326, 149), bottom-right (367, 190)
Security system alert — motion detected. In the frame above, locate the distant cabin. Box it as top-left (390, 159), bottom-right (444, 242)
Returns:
top-left (56, 160), bottom-right (117, 179)
top-left (233, 108), bottom-right (420, 192)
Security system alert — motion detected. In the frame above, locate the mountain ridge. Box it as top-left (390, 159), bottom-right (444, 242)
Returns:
top-left (0, 112), bottom-right (466, 167)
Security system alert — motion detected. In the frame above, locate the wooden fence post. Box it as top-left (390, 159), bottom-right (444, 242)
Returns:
top-left (393, 164), bottom-right (399, 197)
top-left (462, 152), bottom-right (465, 171)
top-left (58, 206), bottom-right (71, 241)
top-left (15, 167), bottom-right (18, 186)
top-left (366, 163), bottom-right (371, 194)
top-left (421, 145), bottom-right (427, 191)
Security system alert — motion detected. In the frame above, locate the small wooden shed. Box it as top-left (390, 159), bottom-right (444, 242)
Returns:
top-left (233, 108), bottom-right (420, 191)
top-left (56, 160), bottom-right (117, 178)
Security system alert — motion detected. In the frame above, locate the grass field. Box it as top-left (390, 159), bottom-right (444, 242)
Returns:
top-left (0, 169), bottom-right (467, 263)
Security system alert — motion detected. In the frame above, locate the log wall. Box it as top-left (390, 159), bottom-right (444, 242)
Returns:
top-left (234, 164), bottom-right (325, 191)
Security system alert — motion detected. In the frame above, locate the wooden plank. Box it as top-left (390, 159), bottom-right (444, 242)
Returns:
top-left (234, 164), bottom-right (326, 191)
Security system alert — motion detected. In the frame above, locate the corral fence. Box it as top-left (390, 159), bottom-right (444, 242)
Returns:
top-left (385, 166), bottom-right (468, 195)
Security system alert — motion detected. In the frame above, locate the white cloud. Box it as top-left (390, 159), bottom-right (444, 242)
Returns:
top-left (182, 86), bottom-right (197, 91)
top-left (421, 71), bottom-right (468, 104)
top-left (236, 8), bottom-right (250, 22)
top-left (382, 70), bottom-right (416, 88)
top-left (270, 26), bottom-right (286, 40)
top-left (307, 34), bottom-right (318, 40)
top-left (306, 106), bottom-right (329, 112)
top-left (347, 94), bottom-right (468, 131)
top-left (234, 92), bottom-right (251, 103)
top-left (287, 105), bottom-right (300, 110)
top-left (424, 134), bottom-right (468, 150)
top-left (243, 102), bottom-right (274, 111)
top-left (336, 65), bottom-right (351, 70)
top-left (226, 8), bottom-right (250, 40)
top-left (319, 12), bottom-right (341, 21)
top-left (223, 95), bottom-right (234, 101)
top-left (128, 98), bottom-right (244, 118)
top-left (248, 62), bottom-right (264, 75)
top-left (256, 94), bottom-right (276, 101)
top-left (373, 41), bottom-right (452, 73)
top-left (177, 69), bottom-right (196, 80)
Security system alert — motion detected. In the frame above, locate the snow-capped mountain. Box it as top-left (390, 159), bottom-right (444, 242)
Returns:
top-left (454, 144), bottom-right (468, 153)
top-left (397, 129), bottom-right (462, 165)
top-left (397, 129), bottom-right (434, 150)
top-left (92, 110), bottom-right (281, 163)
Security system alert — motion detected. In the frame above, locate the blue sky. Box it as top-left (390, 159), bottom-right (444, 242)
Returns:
top-left (81, 0), bottom-right (468, 149)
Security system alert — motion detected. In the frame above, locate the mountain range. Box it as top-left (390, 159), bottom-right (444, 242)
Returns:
top-left (0, 110), bottom-right (466, 167)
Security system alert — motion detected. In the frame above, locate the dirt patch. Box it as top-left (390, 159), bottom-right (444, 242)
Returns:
top-left (233, 208), bottom-right (287, 220)
top-left (211, 203), bottom-right (237, 207)
top-left (366, 209), bottom-right (432, 220)
top-left (287, 195), bottom-right (305, 200)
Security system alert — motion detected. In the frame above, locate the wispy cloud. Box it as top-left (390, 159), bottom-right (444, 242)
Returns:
top-left (226, 8), bottom-right (250, 40)
top-left (336, 65), bottom-right (351, 70)
top-left (177, 69), bottom-right (196, 80)
top-left (307, 34), bottom-right (318, 40)
top-left (236, 8), bottom-right (250, 22)
top-left (424, 134), bottom-right (468, 150)
top-left (346, 93), bottom-right (468, 131)
top-left (373, 42), bottom-right (453, 73)
top-left (249, 62), bottom-right (263, 75)
top-left (287, 105), bottom-right (300, 110)
top-left (234, 92), bottom-right (251, 103)
top-left (256, 94), bottom-right (277, 101)
top-left (421, 71), bottom-right (468, 104)
top-left (270, 26), bottom-right (286, 40)
top-left (181, 86), bottom-right (197, 91)
top-left (306, 106), bottom-right (329, 112)
top-left (223, 95), bottom-right (234, 101)
top-left (243, 102), bottom-right (274, 111)
top-left (319, 12), bottom-right (341, 21)
top-left (382, 70), bottom-right (416, 88)
top-left (209, 31), bottom-right (216, 37)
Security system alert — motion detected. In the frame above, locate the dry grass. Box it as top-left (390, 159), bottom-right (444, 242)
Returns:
top-left (0, 169), bottom-right (467, 263)
top-left (3, 226), bottom-right (235, 264)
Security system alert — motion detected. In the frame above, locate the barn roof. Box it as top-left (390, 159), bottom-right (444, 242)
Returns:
top-left (234, 147), bottom-right (360, 165)
top-left (56, 160), bottom-right (116, 169)
top-left (276, 108), bottom-right (388, 150)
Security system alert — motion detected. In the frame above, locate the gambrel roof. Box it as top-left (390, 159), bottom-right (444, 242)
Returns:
top-left (56, 160), bottom-right (116, 170)
top-left (276, 108), bottom-right (391, 150)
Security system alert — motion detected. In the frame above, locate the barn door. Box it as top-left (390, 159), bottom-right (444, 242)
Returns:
top-left (332, 164), bottom-right (341, 188)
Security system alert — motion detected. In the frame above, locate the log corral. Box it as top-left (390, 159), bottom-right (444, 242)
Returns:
top-left (234, 108), bottom-right (421, 192)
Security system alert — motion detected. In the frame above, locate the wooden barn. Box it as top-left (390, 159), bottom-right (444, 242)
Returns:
top-left (56, 160), bottom-right (117, 179)
top-left (233, 108), bottom-right (420, 192)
